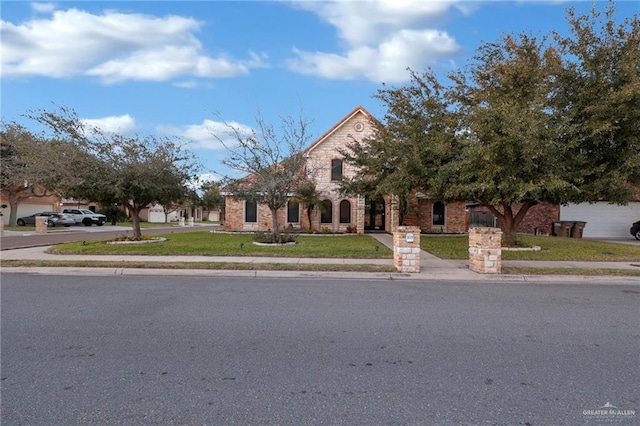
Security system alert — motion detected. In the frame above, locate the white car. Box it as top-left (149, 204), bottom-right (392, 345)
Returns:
top-left (62, 209), bottom-right (107, 226)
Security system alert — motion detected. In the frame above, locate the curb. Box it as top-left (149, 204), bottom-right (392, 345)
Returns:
top-left (3, 266), bottom-right (639, 285)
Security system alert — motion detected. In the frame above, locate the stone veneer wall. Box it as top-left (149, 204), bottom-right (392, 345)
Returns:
top-left (468, 227), bottom-right (502, 274)
top-left (35, 216), bottom-right (47, 234)
top-left (393, 226), bottom-right (421, 273)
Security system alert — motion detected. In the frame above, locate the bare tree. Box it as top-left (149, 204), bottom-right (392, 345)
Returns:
top-left (215, 112), bottom-right (313, 241)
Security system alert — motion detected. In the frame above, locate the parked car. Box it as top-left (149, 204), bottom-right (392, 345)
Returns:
top-left (62, 208), bottom-right (107, 226)
top-left (631, 220), bottom-right (640, 240)
top-left (16, 212), bottom-right (75, 227)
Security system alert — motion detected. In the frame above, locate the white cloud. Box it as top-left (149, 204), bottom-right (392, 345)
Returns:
top-left (1, 7), bottom-right (268, 82)
top-left (31, 2), bottom-right (57, 14)
top-left (80, 114), bottom-right (136, 134)
top-left (289, 29), bottom-right (459, 83)
top-left (159, 119), bottom-right (255, 150)
top-left (172, 80), bottom-right (216, 89)
top-left (287, 0), bottom-right (467, 83)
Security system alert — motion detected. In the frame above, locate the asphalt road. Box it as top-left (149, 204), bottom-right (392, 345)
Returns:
top-left (1, 275), bottom-right (638, 425)
top-left (0, 224), bottom-right (220, 250)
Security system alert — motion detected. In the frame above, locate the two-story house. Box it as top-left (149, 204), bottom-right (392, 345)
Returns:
top-left (223, 106), bottom-right (475, 234)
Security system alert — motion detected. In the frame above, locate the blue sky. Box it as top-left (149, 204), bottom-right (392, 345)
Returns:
top-left (2, 1), bottom-right (638, 179)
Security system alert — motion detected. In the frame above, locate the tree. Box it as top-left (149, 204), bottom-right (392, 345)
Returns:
top-left (0, 121), bottom-right (84, 226)
top-left (295, 178), bottom-right (321, 231)
top-left (32, 107), bottom-right (201, 239)
top-left (342, 4), bottom-right (639, 247)
top-left (215, 112), bottom-right (312, 241)
top-left (200, 179), bottom-right (225, 221)
top-left (554, 2), bottom-right (640, 202)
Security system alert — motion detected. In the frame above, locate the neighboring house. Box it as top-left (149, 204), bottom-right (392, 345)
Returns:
top-left (0, 193), bottom-right (58, 226)
top-left (560, 201), bottom-right (639, 238)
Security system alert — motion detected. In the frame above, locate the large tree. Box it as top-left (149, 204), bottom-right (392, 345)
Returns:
top-left (555, 2), bottom-right (640, 202)
top-left (33, 107), bottom-right (201, 239)
top-left (342, 3), bottom-right (639, 247)
top-left (0, 121), bottom-right (85, 226)
top-left (216, 112), bottom-right (312, 241)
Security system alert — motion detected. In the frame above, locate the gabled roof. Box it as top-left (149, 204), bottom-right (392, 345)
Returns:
top-left (305, 105), bottom-right (378, 155)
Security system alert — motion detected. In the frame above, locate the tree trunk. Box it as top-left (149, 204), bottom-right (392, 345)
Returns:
top-left (270, 207), bottom-right (280, 241)
top-left (129, 207), bottom-right (143, 240)
top-left (306, 204), bottom-right (314, 231)
top-left (8, 195), bottom-right (19, 227)
top-left (485, 201), bottom-right (536, 247)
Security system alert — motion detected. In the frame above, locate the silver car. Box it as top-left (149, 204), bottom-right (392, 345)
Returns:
top-left (16, 212), bottom-right (75, 227)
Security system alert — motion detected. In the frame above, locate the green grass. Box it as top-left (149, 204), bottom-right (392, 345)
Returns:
top-left (2, 221), bottom-right (206, 231)
top-left (0, 259), bottom-right (396, 272)
top-left (47, 232), bottom-right (393, 258)
top-left (422, 234), bottom-right (640, 261)
top-left (502, 266), bottom-right (640, 276)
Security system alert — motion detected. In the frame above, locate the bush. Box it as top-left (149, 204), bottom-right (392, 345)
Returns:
top-left (253, 232), bottom-right (297, 244)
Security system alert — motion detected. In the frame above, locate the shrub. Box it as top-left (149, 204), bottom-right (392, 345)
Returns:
top-left (253, 232), bottom-right (297, 244)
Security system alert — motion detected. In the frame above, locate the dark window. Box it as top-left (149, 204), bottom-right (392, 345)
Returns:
top-left (287, 201), bottom-right (300, 223)
top-left (339, 200), bottom-right (351, 223)
top-left (245, 200), bottom-right (257, 223)
top-left (433, 202), bottom-right (445, 226)
top-left (331, 159), bottom-right (343, 181)
top-left (320, 200), bottom-right (333, 224)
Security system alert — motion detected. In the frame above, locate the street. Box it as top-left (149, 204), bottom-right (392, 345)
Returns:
top-left (1, 275), bottom-right (638, 425)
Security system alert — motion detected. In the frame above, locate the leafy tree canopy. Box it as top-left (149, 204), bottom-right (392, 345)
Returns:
top-left (31, 107), bottom-right (201, 239)
top-left (342, 2), bottom-right (639, 246)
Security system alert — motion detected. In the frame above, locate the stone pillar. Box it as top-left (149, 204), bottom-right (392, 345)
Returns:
top-left (468, 227), bottom-right (502, 274)
top-left (188, 217), bottom-right (194, 227)
top-left (389, 195), bottom-right (400, 232)
top-left (0, 217), bottom-right (4, 236)
top-left (35, 216), bottom-right (48, 234)
top-left (356, 196), bottom-right (365, 234)
top-left (393, 226), bottom-right (421, 273)
top-left (179, 217), bottom-right (185, 227)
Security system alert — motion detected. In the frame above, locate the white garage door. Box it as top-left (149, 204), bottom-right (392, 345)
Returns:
top-left (560, 202), bottom-right (640, 238)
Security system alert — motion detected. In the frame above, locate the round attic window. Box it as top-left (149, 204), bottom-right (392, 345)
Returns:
top-left (354, 122), bottom-right (364, 132)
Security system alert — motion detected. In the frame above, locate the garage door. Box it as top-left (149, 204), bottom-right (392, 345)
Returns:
top-left (560, 202), bottom-right (640, 238)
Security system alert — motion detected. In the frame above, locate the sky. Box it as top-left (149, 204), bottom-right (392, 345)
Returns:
top-left (2, 0), bottom-right (638, 180)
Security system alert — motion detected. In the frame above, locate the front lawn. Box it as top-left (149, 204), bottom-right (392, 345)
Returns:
top-left (47, 232), bottom-right (393, 258)
top-left (421, 234), bottom-right (640, 261)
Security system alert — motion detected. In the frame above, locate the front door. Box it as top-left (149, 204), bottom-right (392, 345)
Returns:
top-left (365, 198), bottom-right (385, 231)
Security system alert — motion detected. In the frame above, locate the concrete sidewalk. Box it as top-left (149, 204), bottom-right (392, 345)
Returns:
top-left (1, 233), bottom-right (638, 284)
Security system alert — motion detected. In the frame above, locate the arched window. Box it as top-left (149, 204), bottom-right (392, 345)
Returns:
top-left (339, 200), bottom-right (351, 223)
top-left (433, 201), bottom-right (445, 226)
top-left (331, 159), bottom-right (343, 181)
top-left (320, 200), bottom-right (333, 224)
